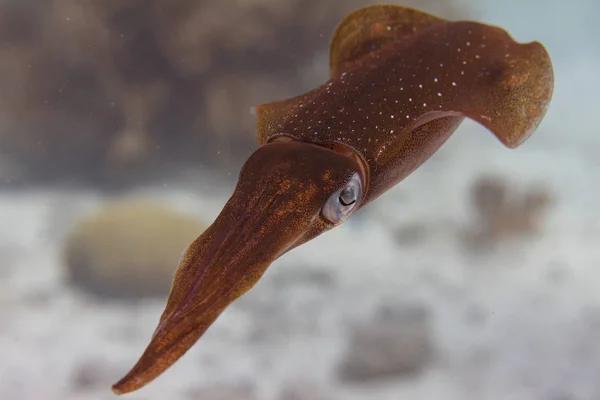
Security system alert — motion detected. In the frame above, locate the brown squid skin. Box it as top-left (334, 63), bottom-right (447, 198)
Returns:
top-left (112, 4), bottom-right (554, 394)
top-left (112, 141), bottom-right (365, 394)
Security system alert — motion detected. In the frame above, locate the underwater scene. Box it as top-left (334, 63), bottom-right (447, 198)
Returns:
top-left (0, 0), bottom-right (598, 399)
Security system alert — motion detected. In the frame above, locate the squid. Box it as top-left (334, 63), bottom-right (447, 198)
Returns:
top-left (112, 4), bottom-right (553, 394)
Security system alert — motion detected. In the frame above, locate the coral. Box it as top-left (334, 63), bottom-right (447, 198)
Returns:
top-left (63, 198), bottom-right (206, 300)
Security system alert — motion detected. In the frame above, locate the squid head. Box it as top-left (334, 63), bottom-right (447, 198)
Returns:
top-left (112, 140), bottom-right (366, 394)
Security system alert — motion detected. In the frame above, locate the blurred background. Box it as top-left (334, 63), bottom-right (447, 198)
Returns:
top-left (0, 0), bottom-right (598, 399)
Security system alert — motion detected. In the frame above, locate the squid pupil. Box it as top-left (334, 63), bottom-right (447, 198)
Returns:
top-left (339, 188), bottom-right (356, 207)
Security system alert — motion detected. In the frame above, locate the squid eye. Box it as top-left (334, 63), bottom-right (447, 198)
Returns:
top-left (322, 172), bottom-right (363, 223)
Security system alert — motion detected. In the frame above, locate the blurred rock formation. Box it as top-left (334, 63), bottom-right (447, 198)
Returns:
top-left (63, 197), bottom-right (206, 299)
top-left (463, 175), bottom-right (553, 250)
top-left (0, 0), bottom-right (469, 187)
top-left (337, 301), bottom-right (434, 382)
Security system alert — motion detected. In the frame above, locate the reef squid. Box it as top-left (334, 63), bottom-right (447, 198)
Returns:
top-left (112, 4), bottom-right (553, 394)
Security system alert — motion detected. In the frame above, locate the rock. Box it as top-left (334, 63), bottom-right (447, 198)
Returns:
top-left (71, 359), bottom-right (115, 391)
top-left (185, 383), bottom-right (257, 400)
top-left (463, 175), bottom-right (553, 250)
top-left (63, 198), bottom-right (206, 300)
top-left (394, 223), bottom-right (429, 247)
top-left (0, 0), bottom-right (470, 186)
top-left (337, 301), bottom-right (434, 383)
top-left (278, 384), bottom-right (332, 400)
